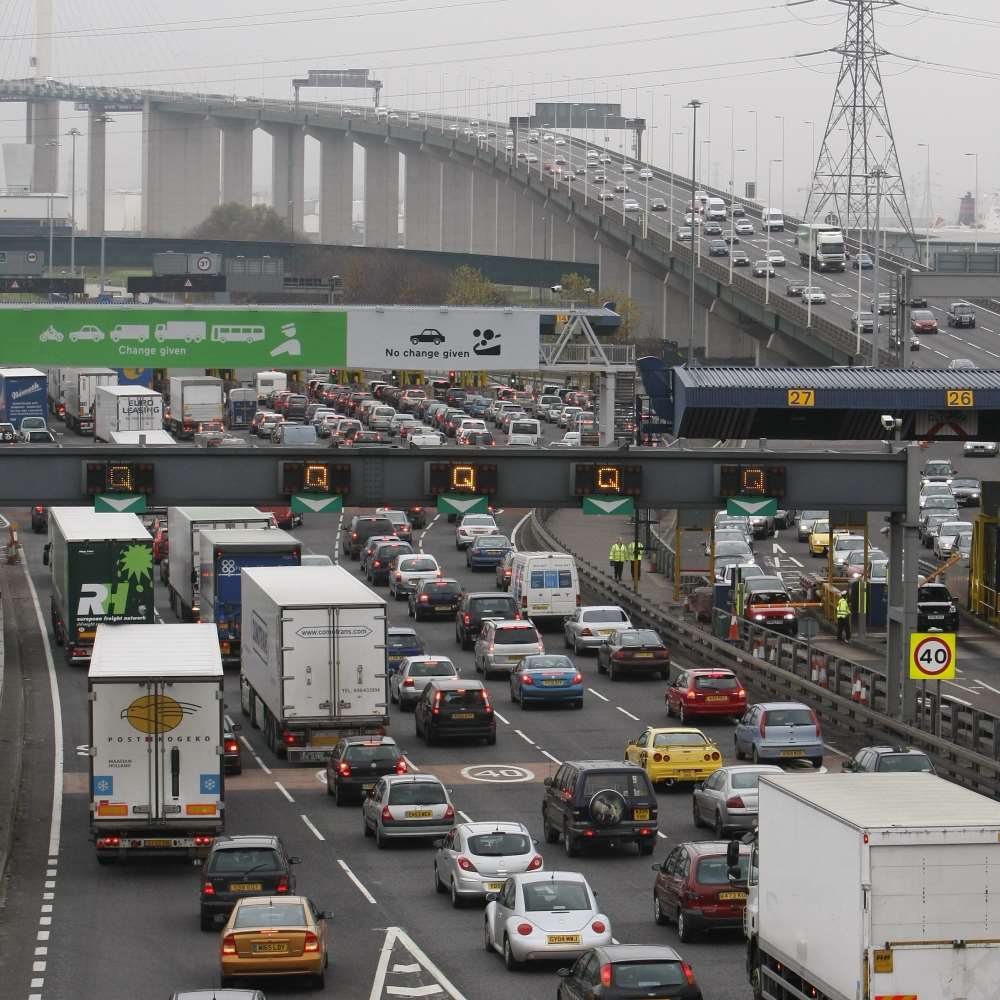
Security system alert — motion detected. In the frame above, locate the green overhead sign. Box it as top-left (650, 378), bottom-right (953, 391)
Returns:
top-left (727, 496), bottom-right (778, 517)
top-left (437, 493), bottom-right (489, 515)
top-left (3, 307), bottom-right (348, 368)
top-left (94, 494), bottom-right (147, 513)
top-left (291, 494), bottom-right (343, 514)
top-left (582, 495), bottom-right (635, 516)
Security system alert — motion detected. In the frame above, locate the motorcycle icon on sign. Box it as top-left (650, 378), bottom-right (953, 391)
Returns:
top-left (410, 328), bottom-right (446, 346)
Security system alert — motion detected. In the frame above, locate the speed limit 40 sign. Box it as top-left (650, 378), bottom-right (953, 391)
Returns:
top-left (909, 632), bottom-right (957, 680)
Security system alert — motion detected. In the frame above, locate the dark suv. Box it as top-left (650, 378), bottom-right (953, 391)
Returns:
top-left (367, 540), bottom-right (413, 585)
top-left (842, 744), bottom-right (935, 774)
top-left (542, 760), bottom-right (658, 857)
top-left (410, 577), bottom-right (463, 620)
top-left (343, 514), bottom-right (397, 559)
top-left (917, 583), bottom-right (959, 633)
top-left (199, 834), bottom-right (301, 930)
top-left (414, 679), bottom-right (496, 745)
top-left (326, 736), bottom-right (407, 804)
top-left (455, 591), bottom-right (520, 649)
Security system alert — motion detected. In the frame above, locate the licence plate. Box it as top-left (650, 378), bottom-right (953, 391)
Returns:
top-left (252, 942), bottom-right (288, 954)
top-left (780, 749), bottom-right (804, 757)
top-left (635, 652), bottom-right (654, 658)
top-left (542, 679), bottom-right (563, 686)
top-left (452, 712), bottom-right (475, 720)
top-left (546, 934), bottom-right (582, 945)
top-left (929, 614), bottom-right (944, 620)
top-left (145, 839), bottom-right (173, 848)
top-left (533, 603), bottom-right (550, 610)
top-left (706, 696), bottom-right (729, 702)
top-left (719, 891), bottom-right (747, 900)
top-left (485, 881), bottom-right (504, 891)
top-left (435, 605), bottom-right (453, 613)
top-left (633, 809), bottom-right (651, 820)
top-left (362, 783), bottom-right (375, 792)
top-left (312, 734), bottom-right (341, 747)
top-left (229, 882), bottom-right (263, 892)
top-left (406, 809), bottom-right (433, 818)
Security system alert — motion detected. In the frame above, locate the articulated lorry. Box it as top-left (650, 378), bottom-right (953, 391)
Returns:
top-left (166, 376), bottom-right (224, 439)
top-left (198, 528), bottom-right (301, 663)
top-left (0, 367), bottom-right (48, 429)
top-left (63, 368), bottom-right (119, 434)
top-left (84, 623), bottom-right (224, 862)
top-left (166, 506), bottom-right (274, 622)
top-left (226, 387), bottom-right (257, 429)
top-left (796, 223), bottom-right (846, 272)
top-left (740, 772), bottom-right (1000, 1000)
top-left (240, 566), bottom-right (388, 761)
top-left (94, 385), bottom-right (164, 442)
top-left (45, 508), bottom-right (154, 665)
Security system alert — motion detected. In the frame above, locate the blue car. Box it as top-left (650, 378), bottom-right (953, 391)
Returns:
top-left (387, 626), bottom-right (424, 675)
top-left (734, 701), bottom-right (824, 768)
top-left (466, 535), bottom-right (512, 570)
top-left (509, 654), bottom-right (583, 709)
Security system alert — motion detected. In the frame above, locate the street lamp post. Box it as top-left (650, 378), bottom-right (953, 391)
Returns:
top-left (871, 166), bottom-right (885, 366)
top-left (746, 109), bottom-right (758, 201)
top-left (43, 139), bottom-right (60, 277)
top-left (728, 146), bottom-right (745, 285)
top-left (583, 108), bottom-right (596, 205)
top-left (766, 158), bottom-right (781, 305)
top-left (670, 130), bottom-right (683, 251)
top-left (965, 151), bottom-right (979, 252)
top-left (686, 99), bottom-right (702, 366)
top-left (774, 114), bottom-right (785, 213)
top-left (802, 120), bottom-right (815, 215)
top-left (66, 127), bottom-right (81, 276)
top-left (917, 142), bottom-right (931, 265)
top-left (95, 114), bottom-right (115, 296)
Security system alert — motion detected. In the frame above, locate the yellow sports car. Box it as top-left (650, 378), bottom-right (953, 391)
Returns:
top-left (809, 519), bottom-right (832, 556)
top-left (624, 727), bottom-right (722, 786)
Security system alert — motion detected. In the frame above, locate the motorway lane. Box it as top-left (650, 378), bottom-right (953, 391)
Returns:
top-left (907, 298), bottom-right (1000, 368)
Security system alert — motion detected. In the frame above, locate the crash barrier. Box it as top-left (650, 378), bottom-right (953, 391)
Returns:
top-left (526, 510), bottom-right (1000, 797)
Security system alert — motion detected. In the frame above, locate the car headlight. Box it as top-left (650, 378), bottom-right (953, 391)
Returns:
top-left (949, 604), bottom-right (957, 613)
top-left (784, 613), bottom-right (796, 620)
top-left (753, 614), bottom-right (765, 621)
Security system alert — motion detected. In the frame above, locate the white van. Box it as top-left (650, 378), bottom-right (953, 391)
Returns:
top-left (510, 552), bottom-right (580, 623)
top-left (507, 418), bottom-right (541, 446)
top-left (763, 207), bottom-right (785, 232)
top-left (705, 196), bottom-right (727, 220)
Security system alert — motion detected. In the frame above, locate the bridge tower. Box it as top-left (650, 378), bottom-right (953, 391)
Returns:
top-left (804, 0), bottom-right (914, 238)
top-left (26, 0), bottom-right (59, 194)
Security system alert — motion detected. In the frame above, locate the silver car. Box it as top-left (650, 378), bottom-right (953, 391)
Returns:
top-left (797, 510), bottom-right (828, 542)
top-left (475, 619), bottom-right (544, 678)
top-left (390, 655), bottom-right (458, 710)
top-left (455, 513), bottom-right (499, 550)
top-left (691, 764), bottom-right (782, 837)
top-left (433, 821), bottom-right (542, 907)
top-left (388, 553), bottom-right (441, 598)
top-left (563, 606), bottom-right (632, 654)
top-left (361, 774), bottom-right (455, 848)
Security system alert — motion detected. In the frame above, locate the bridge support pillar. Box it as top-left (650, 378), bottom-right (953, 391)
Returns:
top-left (571, 223), bottom-right (598, 266)
top-left (86, 106), bottom-right (107, 236)
top-left (597, 239), bottom-right (628, 293)
top-left (441, 158), bottom-right (472, 252)
top-left (496, 182), bottom-right (516, 256)
top-left (28, 100), bottom-right (59, 194)
top-left (220, 123), bottom-right (254, 206)
top-left (514, 194), bottom-right (534, 257)
top-left (141, 104), bottom-right (221, 236)
top-left (471, 172), bottom-right (497, 255)
top-left (362, 140), bottom-right (400, 247)
top-left (269, 124), bottom-right (305, 232)
top-left (318, 132), bottom-right (354, 245)
top-left (403, 150), bottom-right (441, 250)
top-left (550, 214), bottom-right (573, 261)
top-left (627, 258), bottom-right (666, 341)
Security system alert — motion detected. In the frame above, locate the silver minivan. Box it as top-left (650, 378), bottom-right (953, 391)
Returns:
top-left (474, 619), bottom-right (544, 678)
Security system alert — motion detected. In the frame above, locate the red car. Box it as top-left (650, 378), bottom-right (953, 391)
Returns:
top-left (666, 668), bottom-right (746, 723)
top-left (256, 505), bottom-right (302, 530)
top-left (273, 390), bottom-right (294, 414)
top-left (653, 840), bottom-right (750, 941)
top-left (152, 525), bottom-right (169, 564)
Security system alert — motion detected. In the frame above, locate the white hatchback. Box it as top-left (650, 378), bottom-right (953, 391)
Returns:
top-left (388, 553), bottom-right (441, 599)
top-left (455, 513), bottom-right (499, 550)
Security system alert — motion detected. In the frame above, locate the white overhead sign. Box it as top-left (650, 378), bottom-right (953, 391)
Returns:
top-left (346, 308), bottom-right (540, 372)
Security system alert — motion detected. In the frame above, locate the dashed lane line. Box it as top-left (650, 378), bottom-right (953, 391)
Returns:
top-left (458, 810), bottom-right (474, 823)
top-left (274, 780), bottom-right (295, 803)
top-left (239, 735), bottom-right (271, 774)
top-left (514, 729), bottom-right (535, 745)
top-left (539, 750), bottom-right (562, 765)
top-left (587, 688), bottom-right (610, 702)
top-left (301, 814), bottom-right (325, 841)
top-left (338, 859), bottom-right (377, 904)
top-left (616, 706), bottom-right (641, 722)
top-left (493, 710), bottom-right (510, 725)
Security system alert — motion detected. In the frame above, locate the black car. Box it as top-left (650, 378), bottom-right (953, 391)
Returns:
top-left (343, 515), bottom-right (397, 559)
top-left (223, 727), bottom-right (242, 775)
top-left (199, 834), bottom-right (301, 930)
top-left (732, 251), bottom-right (750, 267)
top-left (752, 261), bottom-right (775, 278)
top-left (842, 745), bottom-right (935, 774)
top-left (596, 629), bottom-right (670, 680)
top-left (543, 760), bottom-right (658, 857)
top-left (455, 591), bottom-right (520, 649)
top-left (558, 945), bottom-right (703, 1000)
top-left (326, 736), bottom-right (406, 805)
top-left (367, 540), bottom-right (414, 585)
top-left (410, 577), bottom-right (463, 620)
top-left (407, 504), bottom-right (428, 529)
top-left (31, 504), bottom-right (48, 533)
top-left (786, 283), bottom-right (804, 297)
top-left (414, 678), bottom-right (496, 745)
top-left (917, 583), bottom-right (959, 633)
top-left (950, 477), bottom-right (981, 506)
top-left (707, 239), bottom-right (728, 257)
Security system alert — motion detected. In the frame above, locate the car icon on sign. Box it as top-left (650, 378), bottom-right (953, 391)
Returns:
top-left (410, 328), bottom-right (445, 345)
top-left (69, 325), bottom-right (105, 342)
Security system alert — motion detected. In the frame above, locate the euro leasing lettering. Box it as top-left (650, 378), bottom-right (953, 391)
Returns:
top-left (250, 611), bottom-right (269, 660)
top-left (76, 543), bottom-right (154, 626)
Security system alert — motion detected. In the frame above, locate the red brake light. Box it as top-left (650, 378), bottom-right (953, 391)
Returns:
top-left (276, 877), bottom-right (289, 893)
top-left (600, 963), bottom-right (612, 987)
top-left (457, 856), bottom-right (477, 872)
top-left (444, 804), bottom-right (455, 821)
top-left (303, 931), bottom-right (320, 953)
top-left (580, 627), bottom-right (592, 637)
top-left (381, 805), bottom-right (393, 822)
top-left (681, 961), bottom-right (696, 986)
top-left (737, 688), bottom-right (746, 699)
top-left (711, 751), bottom-right (720, 760)
top-left (224, 740), bottom-right (239, 753)
top-left (403, 678), bottom-right (415, 687)
top-left (222, 934), bottom-right (237, 955)
top-left (572, 673), bottom-right (582, 684)
top-left (653, 752), bottom-right (662, 762)
top-left (202, 881), bottom-right (215, 895)
top-left (590, 919), bottom-right (607, 934)
top-left (282, 731), bottom-right (300, 746)
top-left (726, 795), bottom-right (746, 808)
top-left (521, 674), bottom-right (534, 685)
top-left (686, 690), bottom-right (696, 700)
top-left (516, 922), bottom-right (533, 936)
top-left (526, 855), bottom-right (543, 871)
top-left (420, 595), bottom-right (429, 603)
top-left (463, 613), bottom-right (471, 624)
top-left (395, 573), bottom-right (402, 581)
top-left (395, 758), bottom-right (407, 774)
top-left (337, 761), bottom-right (352, 776)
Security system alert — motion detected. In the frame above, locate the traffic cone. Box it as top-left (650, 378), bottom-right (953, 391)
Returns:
top-left (851, 674), bottom-right (863, 702)
top-left (727, 614), bottom-right (739, 641)
top-left (810, 658), bottom-right (820, 684)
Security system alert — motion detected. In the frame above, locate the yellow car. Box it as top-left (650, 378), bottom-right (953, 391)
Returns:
top-left (808, 519), bottom-right (831, 556)
top-left (624, 727), bottom-right (722, 787)
top-left (220, 895), bottom-right (329, 989)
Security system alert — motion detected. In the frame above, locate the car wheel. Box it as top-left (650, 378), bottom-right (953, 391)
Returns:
top-left (811, 756), bottom-right (823, 769)
top-left (543, 812), bottom-right (559, 844)
top-left (200, 911), bottom-right (216, 932)
top-left (677, 909), bottom-right (695, 943)
top-left (714, 812), bottom-right (726, 838)
top-left (573, 637), bottom-right (582, 656)
top-left (564, 827), bottom-right (580, 857)
top-left (692, 798), bottom-right (705, 828)
top-left (564, 631), bottom-right (572, 649)
top-left (752, 746), bottom-right (761, 764)
top-left (503, 936), bottom-right (521, 971)
top-left (597, 655), bottom-right (606, 674)
top-left (363, 812), bottom-right (373, 837)
top-left (376, 824), bottom-right (388, 849)
top-left (434, 863), bottom-right (446, 894)
top-left (678, 703), bottom-right (687, 724)
top-left (450, 879), bottom-right (463, 908)
top-left (608, 661), bottom-right (618, 682)
top-left (574, 699), bottom-right (583, 710)
top-left (734, 738), bottom-right (746, 761)
top-left (326, 775), bottom-right (335, 796)
top-left (666, 698), bottom-right (676, 718)
top-left (653, 893), bottom-right (669, 926)
top-left (639, 839), bottom-right (655, 856)
top-left (313, 970), bottom-right (326, 990)
top-left (486, 729), bottom-right (496, 746)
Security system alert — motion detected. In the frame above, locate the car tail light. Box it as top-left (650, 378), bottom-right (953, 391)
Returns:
top-left (653, 752), bottom-right (662, 762)
top-left (202, 881), bottom-right (215, 896)
top-left (710, 751), bottom-right (721, 760)
top-left (457, 856), bottom-right (477, 872)
top-left (395, 573), bottom-right (402, 581)
top-left (661, 753), bottom-right (670, 762)
top-left (726, 795), bottom-right (746, 808)
top-left (303, 931), bottom-right (320, 953)
top-left (395, 758), bottom-right (407, 774)
top-left (514, 611), bottom-right (521, 620)
top-left (737, 688), bottom-right (746, 699)
top-left (374, 560), bottom-right (381, 568)
top-left (681, 961), bottom-right (696, 985)
top-left (581, 627), bottom-right (593, 637)
top-left (527, 855), bottom-right (543, 871)
top-left (572, 673), bottom-right (582, 684)
top-left (516, 923), bottom-right (533, 936)
top-left (760, 715), bottom-right (767, 739)
top-left (590, 919), bottom-right (607, 934)
top-left (600, 963), bottom-right (613, 987)
top-left (337, 762), bottom-right (352, 777)
top-left (222, 934), bottom-right (237, 955)
top-left (96, 837), bottom-right (121, 849)
top-left (352, 531), bottom-right (358, 539)
top-left (283, 730), bottom-right (300, 746)
top-left (403, 678), bottom-right (415, 687)
top-left (613, 650), bottom-right (627, 660)
top-left (420, 595), bottom-right (429, 603)
top-left (463, 613), bottom-right (471, 624)
top-left (224, 739), bottom-right (239, 753)
top-left (686, 690), bottom-right (696, 701)
top-left (274, 876), bottom-right (289, 893)
top-left (810, 708), bottom-right (822, 737)
top-left (433, 691), bottom-right (442, 715)
top-left (381, 805), bottom-right (393, 822)
top-left (443, 804), bottom-right (455, 821)
top-left (520, 674), bottom-right (534, 686)
top-left (194, 835), bottom-right (214, 847)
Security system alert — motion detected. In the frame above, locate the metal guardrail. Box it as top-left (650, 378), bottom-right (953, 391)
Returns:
top-left (526, 510), bottom-right (1000, 797)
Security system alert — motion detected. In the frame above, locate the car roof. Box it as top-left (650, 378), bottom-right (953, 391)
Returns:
top-left (342, 735), bottom-right (397, 747)
top-left (426, 678), bottom-right (484, 690)
top-left (457, 821), bottom-right (529, 836)
top-left (234, 894), bottom-right (309, 908)
top-left (384, 773), bottom-right (446, 784)
top-left (685, 667), bottom-right (737, 677)
top-left (864, 745), bottom-right (928, 756)
top-left (682, 839), bottom-right (751, 857)
top-left (580, 605), bottom-right (626, 613)
top-left (758, 701), bottom-right (812, 710)
top-left (387, 626), bottom-right (418, 636)
top-left (565, 759), bottom-right (644, 771)
top-left (513, 869), bottom-right (587, 885)
top-left (647, 727), bottom-right (710, 737)
top-left (717, 764), bottom-right (783, 775)
top-left (592, 944), bottom-right (684, 963)
top-left (211, 834), bottom-right (281, 850)
top-left (488, 620), bottom-right (535, 628)
top-left (467, 591), bottom-right (516, 600)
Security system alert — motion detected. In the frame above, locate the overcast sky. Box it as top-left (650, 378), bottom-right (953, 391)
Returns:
top-left (0, 0), bottom-right (994, 224)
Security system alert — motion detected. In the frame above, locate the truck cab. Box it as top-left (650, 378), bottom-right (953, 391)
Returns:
top-left (947, 302), bottom-right (976, 328)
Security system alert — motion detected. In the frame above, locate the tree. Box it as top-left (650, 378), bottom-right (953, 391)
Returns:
top-left (559, 272), bottom-right (598, 305)
top-left (445, 265), bottom-right (508, 306)
top-left (557, 274), bottom-right (640, 339)
top-left (189, 203), bottom-right (297, 242)
top-left (338, 251), bottom-right (450, 304)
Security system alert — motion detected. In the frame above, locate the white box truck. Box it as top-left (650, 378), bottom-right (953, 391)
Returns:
top-left (742, 772), bottom-right (1000, 1000)
top-left (705, 196), bottom-right (727, 220)
top-left (239, 565), bottom-right (389, 762)
top-left (762, 206), bottom-right (785, 232)
top-left (84, 623), bottom-right (224, 862)
top-left (166, 506), bottom-right (273, 622)
top-left (796, 222), bottom-right (847, 272)
top-left (256, 370), bottom-right (288, 403)
top-left (94, 385), bottom-right (164, 442)
top-left (167, 376), bottom-right (223, 439)
top-left (63, 367), bottom-right (119, 434)
top-left (108, 430), bottom-right (176, 445)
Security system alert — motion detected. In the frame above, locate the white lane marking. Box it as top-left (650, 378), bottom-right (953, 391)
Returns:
top-left (376, 927), bottom-right (467, 1000)
top-left (773, 543), bottom-right (786, 555)
top-left (224, 714), bottom-right (235, 728)
top-left (493, 710), bottom-right (510, 725)
top-left (458, 810), bottom-right (474, 823)
top-left (587, 688), bottom-right (610, 702)
top-left (386, 986), bottom-right (444, 997)
top-left (972, 680), bottom-right (1000, 696)
top-left (274, 781), bottom-right (295, 803)
top-left (540, 750), bottom-right (562, 765)
top-left (510, 512), bottom-right (531, 551)
top-left (616, 706), bottom-right (640, 721)
top-left (514, 729), bottom-right (535, 745)
top-left (393, 964), bottom-right (422, 974)
top-left (239, 735), bottom-right (271, 774)
top-left (301, 814), bottom-right (326, 841)
top-left (657, 831), bottom-right (668, 839)
top-left (338, 859), bottom-right (377, 904)
top-left (823, 742), bottom-right (849, 758)
top-left (403, 755), bottom-right (420, 771)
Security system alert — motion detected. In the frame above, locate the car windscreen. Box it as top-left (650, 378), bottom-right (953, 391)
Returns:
top-left (375, 544), bottom-right (412, 559)
top-left (233, 902), bottom-right (306, 928)
top-left (522, 881), bottom-right (590, 912)
top-left (382, 511), bottom-right (408, 525)
top-left (952, 479), bottom-right (979, 489)
top-left (523, 655), bottom-right (573, 671)
top-left (467, 832), bottom-right (530, 857)
top-left (344, 744), bottom-right (399, 763)
top-left (877, 754), bottom-right (932, 773)
top-left (387, 782), bottom-right (446, 805)
top-left (918, 586), bottom-right (952, 603)
top-left (422, 580), bottom-right (462, 596)
top-left (747, 591), bottom-right (790, 605)
top-left (440, 689), bottom-right (485, 709)
top-left (613, 962), bottom-right (690, 989)
top-left (836, 537), bottom-right (865, 551)
top-left (697, 855), bottom-right (749, 885)
top-left (494, 628), bottom-right (539, 645)
top-left (694, 674), bottom-right (739, 691)
top-left (763, 708), bottom-right (814, 727)
top-left (582, 609), bottom-right (629, 623)
top-left (400, 557), bottom-right (438, 571)
top-left (716, 541), bottom-right (752, 557)
top-left (619, 630), bottom-right (663, 647)
top-left (388, 632), bottom-right (420, 649)
top-left (407, 661), bottom-right (455, 677)
top-left (461, 516), bottom-right (495, 528)
top-left (470, 598), bottom-right (517, 616)
top-left (208, 848), bottom-right (281, 873)
top-left (582, 772), bottom-right (647, 800)
top-left (812, 520), bottom-right (829, 533)
top-left (473, 537), bottom-right (509, 549)
top-left (652, 732), bottom-right (706, 747)
top-left (922, 485), bottom-right (952, 495)
top-left (923, 498), bottom-right (955, 511)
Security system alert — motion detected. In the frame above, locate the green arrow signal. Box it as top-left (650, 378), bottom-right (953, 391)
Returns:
top-left (726, 496), bottom-right (777, 517)
top-left (291, 494), bottom-right (343, 514)
top-left (582, 495), bottom-right (635, 516)
top-left (95, 494), bottom-right (147, 513)
top-left (436, 493), bottom-right (489, 515)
